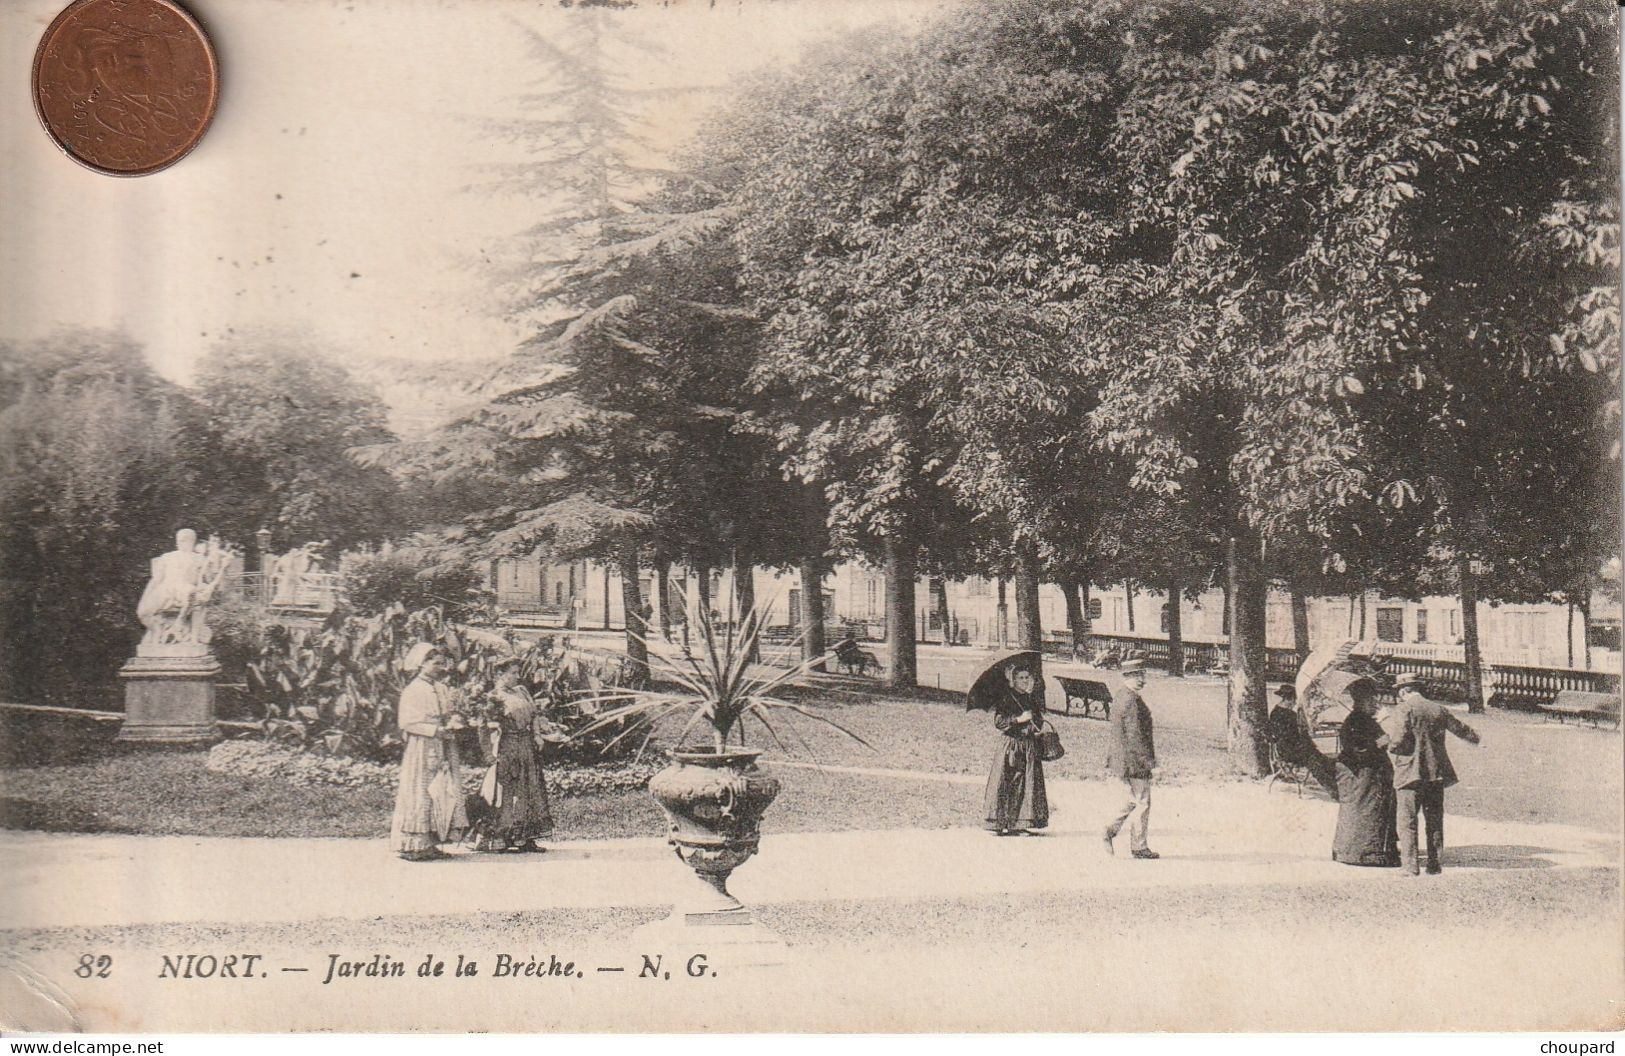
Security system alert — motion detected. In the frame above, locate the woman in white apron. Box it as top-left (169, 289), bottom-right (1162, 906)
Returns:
top-left (390, 642), bottom-right (468, 861)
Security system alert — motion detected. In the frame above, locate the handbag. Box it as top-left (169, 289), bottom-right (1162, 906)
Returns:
top-left (1036, 721), bottom-right (1065, 762)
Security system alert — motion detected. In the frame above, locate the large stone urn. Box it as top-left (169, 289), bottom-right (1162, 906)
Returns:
top-left (635, 746), bottom-right (786, 961)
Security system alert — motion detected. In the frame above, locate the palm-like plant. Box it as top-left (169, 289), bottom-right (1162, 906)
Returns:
top-left (576, 597), bottom-right (871, 756)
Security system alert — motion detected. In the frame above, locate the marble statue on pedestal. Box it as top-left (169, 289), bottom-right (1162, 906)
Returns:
top-left (134, 528), bottom-right (237, 657)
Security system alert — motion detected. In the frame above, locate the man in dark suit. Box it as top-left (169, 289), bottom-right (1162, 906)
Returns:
top-left (1380, 672), bottom-right (1482, 875)
top-left (1103, 657), bottom-right (1159, 859)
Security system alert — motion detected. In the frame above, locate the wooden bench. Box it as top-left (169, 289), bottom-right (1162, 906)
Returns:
top-left (834, 645), bottom-right (880, 677)
top-left (1055, 676), bottom-right (1112, 719)
top-left (1541, 689), bottom-right (1621, 728)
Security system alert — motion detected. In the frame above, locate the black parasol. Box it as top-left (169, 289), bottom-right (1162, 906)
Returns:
top-left (966, 650), bottom-right (1043, 711)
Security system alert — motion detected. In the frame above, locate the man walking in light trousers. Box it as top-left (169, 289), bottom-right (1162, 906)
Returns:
top-left (1103, 657), bottom-right (1160, 860)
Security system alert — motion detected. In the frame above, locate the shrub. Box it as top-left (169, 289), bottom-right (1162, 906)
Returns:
top-left (206, 595), bottom-right (277, 682)
top-left (340, 549), bottom-right (491, 623)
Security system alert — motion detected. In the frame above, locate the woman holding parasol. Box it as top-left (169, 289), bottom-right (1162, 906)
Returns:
top-left (1297, 641), bottom-right (1400, 866)
top-left (1331, 676), bottom-right (1400, 867)
top-left (968, 651), bottom-right (1050, 836)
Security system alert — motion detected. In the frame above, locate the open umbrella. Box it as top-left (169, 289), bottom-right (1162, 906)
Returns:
top-left (1294, 639), bottom-right (1383, 731)
top-left (966, 650), bottom-right (1042, 712)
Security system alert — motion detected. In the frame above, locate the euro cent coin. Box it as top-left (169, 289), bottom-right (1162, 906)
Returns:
top-left (32, 0), bottom-right (219, 176)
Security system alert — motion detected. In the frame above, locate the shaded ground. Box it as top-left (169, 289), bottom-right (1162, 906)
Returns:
top-left (0, 749), bottom-right (984, 839)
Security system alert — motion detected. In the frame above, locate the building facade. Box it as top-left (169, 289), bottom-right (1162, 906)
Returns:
top-left (488, 554), bottom-right (1621, 673)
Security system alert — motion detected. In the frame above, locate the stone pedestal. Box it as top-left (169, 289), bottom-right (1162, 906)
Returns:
top-left (117, 652), bottom-right (221, 746)
top-left (631, 898), bottom-right (789, 971)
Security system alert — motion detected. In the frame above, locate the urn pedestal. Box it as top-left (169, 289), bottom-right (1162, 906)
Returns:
top-left (117, 651), bottom-right (221, 746)
top-left (633, 747), bottom-right (787, 966)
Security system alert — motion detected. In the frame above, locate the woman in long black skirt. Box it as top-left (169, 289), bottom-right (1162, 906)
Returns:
top-left (983, 661), bottom-right (1049, 836)
top-left (472, 658), bottom-right (555, 853)
top-left (1332, 679), bottom-right (1400, 867)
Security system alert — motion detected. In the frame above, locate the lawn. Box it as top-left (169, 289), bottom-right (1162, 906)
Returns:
top-left (0, 675), bottom-right (1229, 841)
top-left (5, 672), bottom-right (1613, 837)
top-left (756, 676), bottom-right (1235, 785)
top-left (0, 740), bottom-right (984, 840)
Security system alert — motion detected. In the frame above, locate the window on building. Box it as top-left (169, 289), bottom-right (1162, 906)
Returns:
top-left (1506, 611), bottom-right (1544, 650)
top-left (1160, 603), bottom-right (1170, 634)
top-left (1415, 609), bottom-right (1429, 643)
top-left (966, 578), bottom-right (990, 598)
top-left (1087, 598), bottom-right (1102, 621)
top-left (1447, 609), bottom-right (1461, 641)
top-left (866, 579), bottom-right (880, 618)
top-left (555, 583), bottom-right (565, 606)
top-left (1375, 607), bottom-right (1404, 642)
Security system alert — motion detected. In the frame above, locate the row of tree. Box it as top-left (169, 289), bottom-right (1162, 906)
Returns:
top-left (373, 0), bottom-right (1619, 774)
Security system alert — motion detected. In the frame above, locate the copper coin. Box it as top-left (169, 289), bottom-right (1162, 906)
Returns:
top-left (32, 0), bottom-right (219, 177)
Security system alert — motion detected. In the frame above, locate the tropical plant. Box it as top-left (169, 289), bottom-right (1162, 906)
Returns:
top-left (246, 604), bottom-right (505, 759)
top-left (242, 601), bottom-right (648, 763)
top-left (575, 600), bottom-right (872, 757)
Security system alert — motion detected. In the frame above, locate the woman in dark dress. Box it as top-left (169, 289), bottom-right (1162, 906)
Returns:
top-left (1332, 679), bottom-right (1400, 867)
top-left (473, 659), bottom-right (555, 853)
top-left (983, 662), bottom-right (1050, 836)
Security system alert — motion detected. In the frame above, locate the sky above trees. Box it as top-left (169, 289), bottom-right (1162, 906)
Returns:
top-left (0, 0), bottom-right (930, 394)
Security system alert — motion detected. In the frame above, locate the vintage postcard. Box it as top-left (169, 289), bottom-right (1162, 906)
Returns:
top-left (1, 0), bottom-right (1621, 1035)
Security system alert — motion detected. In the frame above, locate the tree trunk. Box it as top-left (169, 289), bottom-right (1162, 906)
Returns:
top-left (1290, 586), bottom-right (1311, 663)
top-left (1567, 598), bottom-right (1576, 669)
top-left (1582, 593), bottom-right (1593, 671)
top-left (695, 563), bottom-right (712, 619)
top-left (1062, 578), bottom-right (1086, 660)
top-left (1081, 582), bottom-right (1093, 644)
top-left (1347, 593), bottom-right (1356, 636)
top-left (932, 577), bottom-right (953, 646)
top-left (884, 534), bottom-right (917, 688)
top-left (800, 561), bottom-right (826, 672)
top-left (1457, 553), bottom-right (1485, 714)
top-left (1166, 583), bottom-right (1185, 678)
top-left (617, 543), bottom-right (648, 685)
top-left (1125, 582), bottom-right (1137, 632)
top-left (654, 555), bottom-right (672, 641)
top-left (995, 577), bottom-right (1009, 648)
top-left (1226, 532), bottom-right (1270, 776)
top-left (1358, 591), bottom-right (1368, 639)
top-left (1014, 540), bottom-right (1043, 651)
top-left (731, 549), bottom-right (758, 664)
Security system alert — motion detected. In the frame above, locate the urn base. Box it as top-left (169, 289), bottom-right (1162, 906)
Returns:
top-left (631, 905), bottom-right (789, 969)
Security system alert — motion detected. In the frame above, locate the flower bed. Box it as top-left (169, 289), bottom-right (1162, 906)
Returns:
top-left (204, 738), bottom-right (664, 797)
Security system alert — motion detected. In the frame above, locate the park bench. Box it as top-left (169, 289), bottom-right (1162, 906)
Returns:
top-left (1541, 689), bottom-right (1621, 729)
top-left (834, 643), bottom-right (880, 677)
top-left (1054, 676), bottom-right (1112, 719)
